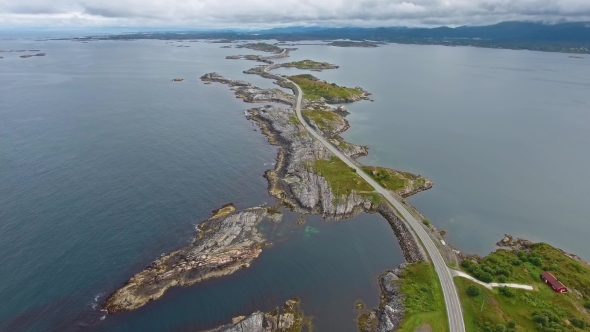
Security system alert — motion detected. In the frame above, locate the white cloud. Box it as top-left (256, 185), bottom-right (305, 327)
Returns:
top-left (0, 0), bottom-right (589, 28)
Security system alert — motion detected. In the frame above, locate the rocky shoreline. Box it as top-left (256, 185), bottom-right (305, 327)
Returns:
top-left (201, 298), bottom-right (312, 332)
top-left (105, 206), bottom-right (275, 313)
top-left (358, 266), bottom-right (407, 332)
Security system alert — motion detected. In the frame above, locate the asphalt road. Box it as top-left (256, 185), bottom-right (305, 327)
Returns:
top-left (285, 76), bottom-right (466, 332)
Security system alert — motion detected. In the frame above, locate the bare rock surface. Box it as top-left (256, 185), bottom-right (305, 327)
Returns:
top-left (105, 207), bottom-right (268, 313)
top-left (248, 105), bottom-right (375, 220)
top-left (202, 298), bottom-right (311, 332)
top-left (358, 267), bottom-right (406, 332)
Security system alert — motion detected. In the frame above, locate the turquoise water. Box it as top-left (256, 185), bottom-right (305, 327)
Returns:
top-left (0, 38), bottom-right (404, 331)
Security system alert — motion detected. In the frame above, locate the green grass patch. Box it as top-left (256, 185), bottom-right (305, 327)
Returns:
top-left (397, 262), bottom-right (449, 332)
top-left (312, 156), bottom-right (373, 196)
top-left (289, 115), bottom-right (300, 125)
top-left (239, 42), bottom-right (283, 53)
top-left (458, 243), bottom-right (590, 331)
top-left (289, 74), bottom-right (364, 102)
top-left (302, 109), bottom-right (341, 132)
top-left (283, 59), bottom-right (338, 69)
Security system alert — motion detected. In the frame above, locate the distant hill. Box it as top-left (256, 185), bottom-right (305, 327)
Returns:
top-left (91, 21), bottom-right (590, 54)
top-left (253, 22), bottom-right (590, 43)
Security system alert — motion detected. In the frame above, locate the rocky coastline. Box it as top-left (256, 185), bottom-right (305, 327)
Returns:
top-left (105, 206), bottom-right (274, 313)
top-left (358, 266), bottom-right (407, 332)
top-left (201, 298), bottom-right (312, 332)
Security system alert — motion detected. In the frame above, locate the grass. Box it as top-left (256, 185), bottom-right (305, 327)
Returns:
top-left (239, 42), bottom-right (283, 53)
top-left (209, 204), bottom-right (235, 219)
top-left (457, 243), bottom-right (590, 331)
top-left (302, 109), bottom-right (341, 132)
top-left (283, 59), bottom-right (337, 69)
top-left (289, 114), bottom-right (300, 125)
top-left (288, 74), bottom-right (364, 102)
top-left (312, 156), bottom-right (374, 197)
top-left (397, 262), bottom-right (449, 332)
top-left (362, 166), bottom-right (428, 194)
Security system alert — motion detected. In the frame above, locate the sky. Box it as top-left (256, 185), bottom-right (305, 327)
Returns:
top-left (0, 0), bottom-right (589, 28)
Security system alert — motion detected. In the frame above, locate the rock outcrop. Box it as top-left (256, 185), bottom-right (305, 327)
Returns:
top-left (357, 267), bottom-right (406, 332)
top-left (104, 207), bottom-right (269, 313)
top-left (248, 105), bottom-right (375, 219)
top-left (201, 298), bottom-right (312, 332)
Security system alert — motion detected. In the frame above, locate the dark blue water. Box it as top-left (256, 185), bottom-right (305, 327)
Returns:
top-left (275, 43), bottom-right (590, 259)
top-left (0, 38), bottom-right (404, 331)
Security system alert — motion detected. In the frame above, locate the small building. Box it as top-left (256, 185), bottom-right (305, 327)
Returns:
top-left (540, 271), bottom-right (568, 293)
top-left (336, 105), bottom-right (347, 112)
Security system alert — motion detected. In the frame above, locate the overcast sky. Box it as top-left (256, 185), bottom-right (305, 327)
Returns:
top-left (1, 0), bottom-right (589, 28)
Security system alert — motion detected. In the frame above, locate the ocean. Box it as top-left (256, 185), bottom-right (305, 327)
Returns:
top-left (1, 35), bottom-right (589, 331)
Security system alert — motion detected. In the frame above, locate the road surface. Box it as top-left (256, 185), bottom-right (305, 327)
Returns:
top-left (283, 75), bottom-right (466, 332)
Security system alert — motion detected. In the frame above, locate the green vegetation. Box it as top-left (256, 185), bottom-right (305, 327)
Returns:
top-left (422, 218), bottom-right (431, 226)
top-left (238, 42), bottom-right (283, 53)
top-left (362, 166), bottom-right (407, 191)
top-left (457, 242), bottom-right (590, 332)
top-left (362, 166), bottom-right (429, 195)
top-left (312, 156), bottom-right (374, 197)
top-left (397, 262), bottom-right (449, 332)
top-left (282, 59), bottom-right (338, 70)
top-left (288, 74), bottom-right (364, 102)
top-left (467, 284), bottom-right (482, 297)
top-left (289, 114), bottom-right (300, 125)
top-left (302, 109), bottom-right (341, 132)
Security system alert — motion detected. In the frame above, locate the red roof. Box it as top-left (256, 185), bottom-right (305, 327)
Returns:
top-left (541, 271), bottom-right (567, 290)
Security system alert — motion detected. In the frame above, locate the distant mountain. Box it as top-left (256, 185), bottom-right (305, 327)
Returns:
top-left (92, 21), bottom-right (590, 54)
top-left (251, 21), bottom-right (590, 43)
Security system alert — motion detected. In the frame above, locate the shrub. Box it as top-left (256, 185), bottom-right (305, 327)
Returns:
top-left (495, 324), bottom-right (506, 332)
top-left (507, 321), bottom-right (516, 328)
top-left (529, 257), bottom-right (543, 266)
top-left (477, 272), bottom-right (494, 283)
top-left (499, 287), bottom-right (516, 298)
top-left (497, 276), bottom-right (507, 283)
top-left (511, 259), bottom-right (522, 266)
top-left (461, 260), bottom-right (474, 269)
top-left (571, 318), bottom-right (586, 328)
top-left (482, 266), bottom-right (495, 275)
top-left (422, 218), bottom-right (431, 226)
top-left (584, 301), bottom-right (590, 309)
top-left (467, 285), bottom-right (482, 297)
top-left (495, 268), bottom-right (510, 277)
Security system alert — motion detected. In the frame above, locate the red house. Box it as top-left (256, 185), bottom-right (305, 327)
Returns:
top-left (540, 271), bottom-right (568, 293)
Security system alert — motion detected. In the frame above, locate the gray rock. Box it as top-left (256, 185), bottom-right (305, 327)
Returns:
top-left (105, 207), bottom-right (269, 313)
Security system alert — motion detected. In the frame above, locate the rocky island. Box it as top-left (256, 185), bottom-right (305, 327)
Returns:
top-left (105, 206), bottom-right (275, 313)
top-left (236, 42), bottom-right (284, 53)
top-left (281, 59), bottom-right (339, 71)
top-left (328, 41), bottom-right (380, 47)
top-left (201, 298), bottom-right (312, 332)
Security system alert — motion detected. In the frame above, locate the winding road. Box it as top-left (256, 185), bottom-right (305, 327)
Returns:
top-left (281, 73), bottom-right (466, 332)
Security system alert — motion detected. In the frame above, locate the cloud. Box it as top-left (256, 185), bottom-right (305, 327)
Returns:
top-left (0, 0), bottom-right (589, 28)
